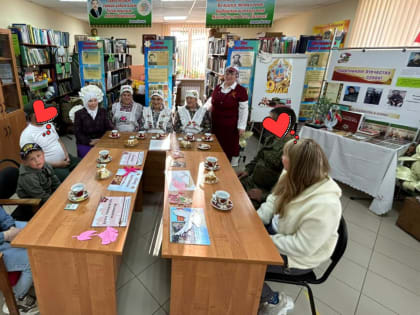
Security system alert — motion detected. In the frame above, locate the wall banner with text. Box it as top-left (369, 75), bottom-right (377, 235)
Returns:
top-left (206, 0), bottom-right (275, 28)
top-left (88, 0), bottom-right (152, 27)
top-left (145, 40), bottom-right (173, 109)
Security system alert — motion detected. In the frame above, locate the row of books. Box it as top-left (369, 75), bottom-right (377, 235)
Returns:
top-left (205, 72), bottom-right (222, 96)
top-left (208, 38), bottom-right (227, 55)
top-left (20, 47), bottom-right (50, 66)
top-left (10, 24), bottom-right (69, 47)
top-left (57, 81), bottom-right (73, 96)
top-left (259, 37), bottom-right (298, 54)
top-left (103, 39), bottom-right (128, 54)
top-left (206, 57), bottom-right (226, 75)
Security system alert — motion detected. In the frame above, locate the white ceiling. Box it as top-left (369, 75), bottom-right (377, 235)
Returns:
top-left (27, 0), bottom-right (342, 24)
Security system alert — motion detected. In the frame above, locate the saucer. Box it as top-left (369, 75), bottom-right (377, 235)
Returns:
top-left (202, 137), bottom-right (213, 142)
top-left (136, 135), bottom-right (146, 140)
top-left (68, 190), bottom-right (89, 203)
top-left (198, 144), bottom-right (211, 150)
top-left (124, 140), bottom-right (139, 147)
top-left (204, 162), bottom-right (220, 171)
top-left (108, 134), bottom-right (120, 139)
top-left (97, 156), bottom-right (112, 163)
top-left (211, 197), bottom-right (233, 211)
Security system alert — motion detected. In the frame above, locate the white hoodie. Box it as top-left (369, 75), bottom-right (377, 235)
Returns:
top-left (257, 174), bottom-right (342, 270)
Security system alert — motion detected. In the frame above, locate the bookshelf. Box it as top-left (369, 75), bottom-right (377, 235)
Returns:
top-left (205, 36), bottom-right (228, 99)
top-left (9, 23), bottom-right (75, 107)
top-left (0, 28), bottom-right (26, 166)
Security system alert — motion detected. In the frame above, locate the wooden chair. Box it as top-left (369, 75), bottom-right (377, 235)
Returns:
top-left (0, 159), bottom-right (41, 221)
top-left (0, 253), bottom-right (19, 315)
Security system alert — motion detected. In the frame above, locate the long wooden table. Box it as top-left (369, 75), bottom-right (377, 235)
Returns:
top-left (12, 132), bottom-right (283, 315)
top-left (162, 151), bottom-right (284, 315)
top-left (12, 147), bottom-right (147, 315)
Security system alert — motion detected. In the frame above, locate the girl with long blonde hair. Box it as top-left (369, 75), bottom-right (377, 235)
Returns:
top-left (258, 138), bottom-right (342, 315)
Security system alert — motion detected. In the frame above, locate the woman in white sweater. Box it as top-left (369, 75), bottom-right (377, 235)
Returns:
top-left (258, 138), bottom-right (342, 315)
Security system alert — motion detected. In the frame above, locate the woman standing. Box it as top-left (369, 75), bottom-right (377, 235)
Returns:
top-left (205, 66), bottom-right (248, 166)
top-left (174, 90), bottom-right (211, 134)
top-left (141, 90), bottom-right (173, 134)
top-left (74, 85), bottom-right (114, 158)
top-left (111, 85), bottom-right (143, 132)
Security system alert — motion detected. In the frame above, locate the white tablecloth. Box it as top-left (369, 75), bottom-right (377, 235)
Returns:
top-left (300, 126), bottom-right (408, 214)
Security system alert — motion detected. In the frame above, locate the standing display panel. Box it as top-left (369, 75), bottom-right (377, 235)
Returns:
top-left (78, 40), bottom-right (107, 107)
top-left (226, 40), bottom-right (259, 105)
top-left (251, 53), bottom-right (307, 122)
top-left (326, 48), bottom-right (420, 128)
top-left (145, 40), bottom-right (173, 108)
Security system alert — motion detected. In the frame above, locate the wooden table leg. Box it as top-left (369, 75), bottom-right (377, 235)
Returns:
top-left (135, 180), bottom-right (144, 212)
top-left (28, 248), bottom-right (118, 315)
top-left (170, 258), bottom-right (267, 315)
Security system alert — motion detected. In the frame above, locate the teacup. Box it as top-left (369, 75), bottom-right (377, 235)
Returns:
top-left (206, 156), bottom-right (218, 169)
top-left (71, 183), bottom-right (85, 198)
top-left (186, 133), bottom-right (194, 141)
top-left (204, 133), bottom-right (212, 141)
top-left (99, 150), bottom-right (109, 160)
top-left (157, 133), bottom-right (165, 139)
top-left (137, 131), bottom-right (145, 138)
top-left (214, 190), bottom-right (230, 206)
top-left (111, 130), bottom-right (118, 137)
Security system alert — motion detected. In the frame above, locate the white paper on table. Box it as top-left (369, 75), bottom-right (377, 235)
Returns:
top-left (166, 170), bottom-right (196, 191)
top-left (107, 169), bottom-right (143, 193)
top-left (92, 196), bottom-right (127, 227)
top-left (119, 151), bottom-right (144, 166)
top-left (149, 139), bottom-right (170, 151)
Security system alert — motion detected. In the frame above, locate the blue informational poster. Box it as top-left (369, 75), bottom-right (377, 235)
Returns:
top-left (144, 40), bottom-right (173, 108)
top-left (78, 40), bottom-right (107, 108)
top-left (226, 40), bottom-right (259, 105)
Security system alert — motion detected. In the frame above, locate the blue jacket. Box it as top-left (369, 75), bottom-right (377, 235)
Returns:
top-left (0, 206), bottom-right (16, 245)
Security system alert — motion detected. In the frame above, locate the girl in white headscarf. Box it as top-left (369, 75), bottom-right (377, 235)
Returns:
top-left (174, 90), bottom-right (211, 134)
top-left (74, 85), bottom-right (114, 158)
top-left (111, 85), bottom-right (143, 132)
top-left (141, 90), bottom-right (173, 133)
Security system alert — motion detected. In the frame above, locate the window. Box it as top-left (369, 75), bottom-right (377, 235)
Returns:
top-left (167, 25), bottom-right (208, 79)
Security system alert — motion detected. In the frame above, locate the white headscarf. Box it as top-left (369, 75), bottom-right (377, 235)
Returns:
top-left (79, 85), bottom-right (104, 120)
top-left (184, 90), bottom-right (202, 107)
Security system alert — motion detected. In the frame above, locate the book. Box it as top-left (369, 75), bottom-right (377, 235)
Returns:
top-left (107, 168), bottom-right (142, 193)
top-left (119, 151), bottom-right (144, 166)
top-left (334, 111), bottom-right (364, 133)
top-left (92, 196), bottom-right (131, 227)
top-left (170, 207), bottom-right (210, 245)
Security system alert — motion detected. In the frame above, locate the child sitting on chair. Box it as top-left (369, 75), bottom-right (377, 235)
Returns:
top-left (0, 205), bottom-right (39, 314)
top-left (17, 143), bottom-right (61, 208)
top-left (257, 138), bottom-right (342, 315)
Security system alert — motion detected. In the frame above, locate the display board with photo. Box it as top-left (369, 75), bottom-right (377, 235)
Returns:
top-left (363, 87), bottom-right (383, 105)
top-left (343, 85), bottom-right (360, 102)
top-left (387, 89), bottom-right (406, 107)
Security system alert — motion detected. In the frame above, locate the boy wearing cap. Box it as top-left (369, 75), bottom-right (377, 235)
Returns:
top-left (17, 143), bottom-right (61, 207)
top-left (174, 90), bottom-right (211, 134)
top-left (111, 85), bottom-right (143, 132)
top-left (141, 90), bottom-right (173, 133)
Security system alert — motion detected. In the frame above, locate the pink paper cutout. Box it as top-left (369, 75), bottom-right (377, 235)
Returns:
top-left (72, 230), bottom-right (97, 241)
top-left (97, 227), bottom-right (119, 245)
top-left (172, 180), bottom-right (186, 190)
top-left (123, 166), bottom-right (138, 177)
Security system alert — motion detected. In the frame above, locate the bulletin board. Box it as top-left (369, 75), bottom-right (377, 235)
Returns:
top-left (325, 48), bottom-right (420, 128)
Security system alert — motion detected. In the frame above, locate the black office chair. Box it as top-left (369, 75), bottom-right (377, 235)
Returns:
top-left (0, 159), bottom-right (41, 221)
top-left (265, 217), bottom-right (348, 315)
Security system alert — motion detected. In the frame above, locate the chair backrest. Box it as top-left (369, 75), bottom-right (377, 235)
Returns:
top-left (0, 160), bottom-right (20, 199)
top-left (311, 217), bottom-right (348, 284)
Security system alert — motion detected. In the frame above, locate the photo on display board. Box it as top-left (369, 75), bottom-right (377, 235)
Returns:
top-left (387, 89), bottom-right (406, 107)
top-left (364, 87), bottom-right (383, 105)
top-left (343, 85), bottom-right (360, 102)
top-left (148, 51), bottom-right (168, 66)
top-left (149, 84), bottom-right (169, 107)
top-left (89, 0), bottom-right (103, 19)
top-left (230, 52), bottom-right (254, 68)
top-left (306, 52), bottom-right (328, 68)
top-left (407, 51), bottom-right (420, 67)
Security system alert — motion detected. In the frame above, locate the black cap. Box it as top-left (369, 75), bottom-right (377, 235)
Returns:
top-left (20, 143), bottom-right (43, 160)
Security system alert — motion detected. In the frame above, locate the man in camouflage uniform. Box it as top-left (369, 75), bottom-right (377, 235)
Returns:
top-left (237, 106), bottom-right (296, 209)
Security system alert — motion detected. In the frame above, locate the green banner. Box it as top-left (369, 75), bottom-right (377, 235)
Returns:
top-left (396, 77), bottom-right (420, 88)
top-left (88, 0), bottom-right (152, 27)
top-left (206, 0), bottom-right (275, 28)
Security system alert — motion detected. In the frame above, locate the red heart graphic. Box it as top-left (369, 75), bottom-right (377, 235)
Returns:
top-left (33, 100), bottom-right (58, 124)
top-left (262, 113), bottom-right (291, 138)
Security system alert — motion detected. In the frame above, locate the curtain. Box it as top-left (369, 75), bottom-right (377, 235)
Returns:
top-left (163, 24), bottom-right (208, 79)
top-left (348, 0), bottom-right (420, 47)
